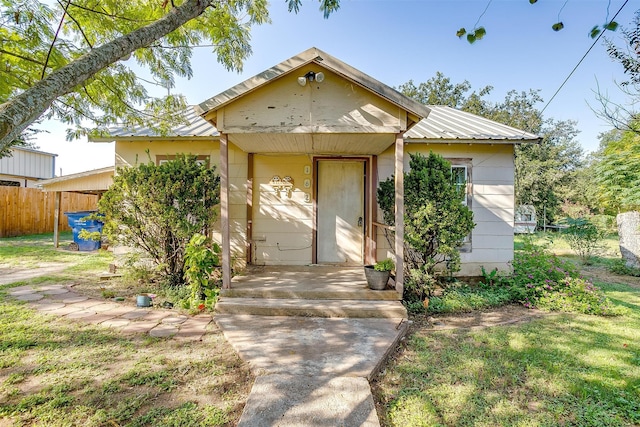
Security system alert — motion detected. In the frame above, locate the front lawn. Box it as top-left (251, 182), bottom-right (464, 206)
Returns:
top-left (375, 233), bottom-right (640, 426)
top-left (0, 233), bottom-right (252, 426)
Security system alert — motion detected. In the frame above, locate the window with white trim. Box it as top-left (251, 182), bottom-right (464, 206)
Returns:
top-left (451, 165), bottom-right (468, 206)
top-left (449, 159), bottom-right (472, 251)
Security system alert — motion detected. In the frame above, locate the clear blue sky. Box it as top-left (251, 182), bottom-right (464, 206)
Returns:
top-left (35, 0), bottom-right (638, 175)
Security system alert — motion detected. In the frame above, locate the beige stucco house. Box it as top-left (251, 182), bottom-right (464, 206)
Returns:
top-left (92, 47), bottom-right (540, 292)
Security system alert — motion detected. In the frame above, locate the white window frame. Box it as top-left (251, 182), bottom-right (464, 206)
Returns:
top-left (449, 159), bottom-right (473, 252)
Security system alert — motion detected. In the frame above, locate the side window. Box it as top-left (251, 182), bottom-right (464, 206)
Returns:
top-left (451, 165), bottom-right (468, 206)
top-left (156, 155), bottom-right (210, 167)
top-left (449, 159), bottom-right (472, 251)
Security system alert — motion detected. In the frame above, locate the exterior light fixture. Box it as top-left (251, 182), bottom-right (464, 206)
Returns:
top-left (297, 71), bottom-right (325, 86)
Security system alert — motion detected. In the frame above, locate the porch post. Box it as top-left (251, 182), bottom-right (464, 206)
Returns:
top-left (394, 132), bottom-right (404, 296)
top-left (220, 133), bottom-right (231, 289)
top-left (53, 191), bottom-right (61, 248)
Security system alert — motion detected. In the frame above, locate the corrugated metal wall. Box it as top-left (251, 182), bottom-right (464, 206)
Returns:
top-left (0, 148), bottom-right (55, 180)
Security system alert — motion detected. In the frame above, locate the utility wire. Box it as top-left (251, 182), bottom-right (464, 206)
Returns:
top-left (538, 0), bottom-right (630, 118)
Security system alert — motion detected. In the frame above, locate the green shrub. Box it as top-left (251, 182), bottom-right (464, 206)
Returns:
top-left (534, 277), bottom-right (623, 315)
top-left (561, 217), bottom-right (607, 264)
top-left (99, 154), bottom-right (220, 287)
top-left (609, 258), bottom-right (640, 277)
top-left (182, 233), bottom-right (221, 312)
top-left (505, 241), bottom-right (621, 315)
top-left (377, 152), bottom-right (474, 302)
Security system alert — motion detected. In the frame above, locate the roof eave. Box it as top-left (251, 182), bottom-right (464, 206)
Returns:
top-left (404, 137), bottom-right (542, 144)
top-left (89, 135), bottom-right (220, 142)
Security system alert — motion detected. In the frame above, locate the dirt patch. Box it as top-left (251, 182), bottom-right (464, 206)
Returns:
top-left (410, 304), bottom-right (551, 332)
top-left (581, 265), bottom-right (640, 289)
top-left (0, 263), bottom-right (69, 285)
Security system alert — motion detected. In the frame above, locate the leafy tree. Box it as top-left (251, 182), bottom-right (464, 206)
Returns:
top-left (99, 154), bottom-right (220, 287)
top-left (0, 0), bottom-right (339, 151)
top-left (377, 152), bottom-right (474, 300)
top-left (595, 11), bottom-right (640, 134)
top-left (515, 119), bottom-right (585, 226)
top-left (594, 127), bottom-right (640, 213)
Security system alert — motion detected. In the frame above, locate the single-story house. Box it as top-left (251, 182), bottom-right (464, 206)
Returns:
top-left (0, 146), bottom-right (57, 188)
top-left (91, 47), bottom-right (540, 293)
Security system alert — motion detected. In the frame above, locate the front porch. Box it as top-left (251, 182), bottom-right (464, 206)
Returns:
top-left (216, 265), bottom-right (407, 318)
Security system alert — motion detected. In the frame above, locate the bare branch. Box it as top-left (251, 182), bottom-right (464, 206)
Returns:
top-left (61, 4), bottom-right (94, 48)
top-left (42, 0), bottom-right (71, 79)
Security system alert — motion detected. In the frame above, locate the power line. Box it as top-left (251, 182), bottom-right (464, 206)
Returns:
top-left (539, 0), bottom-right (630, 118)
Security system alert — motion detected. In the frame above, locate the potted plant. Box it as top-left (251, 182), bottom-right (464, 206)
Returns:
top-left (364, 258), bottom-right (394, 290)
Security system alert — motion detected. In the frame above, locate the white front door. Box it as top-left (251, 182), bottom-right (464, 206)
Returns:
top-left (316, 160), bottom-right (364, 264)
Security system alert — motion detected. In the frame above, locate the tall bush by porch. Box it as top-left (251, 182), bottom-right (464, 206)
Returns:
top-left (98, 154), bottom-right (220, 287)
top-left (377, 152), bottom-right (475, 301)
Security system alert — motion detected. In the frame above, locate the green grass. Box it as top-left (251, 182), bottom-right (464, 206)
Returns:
top-left (0, 233), bottom-right (252, 425)
top-left (0, 232), bottom-right (112, 273)
top-left (0, 290), bottom-right (251, 426)
top-left (376, 274), bottom-right (640, 426)
top-left (514, 232), bottom-right (621, 258)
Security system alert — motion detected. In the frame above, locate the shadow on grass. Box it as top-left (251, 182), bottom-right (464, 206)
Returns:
top-left (377, 284), bottom-right (640, 427)
top-left (0, 295), bottom-right (251, 426)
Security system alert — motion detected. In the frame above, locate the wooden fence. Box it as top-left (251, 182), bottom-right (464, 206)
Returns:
top-left (0, 187), bottom-right (98, 238)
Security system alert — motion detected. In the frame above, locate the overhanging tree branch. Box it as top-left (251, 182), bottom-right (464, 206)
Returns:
top-left (0, 0), bottom-right (213, 150)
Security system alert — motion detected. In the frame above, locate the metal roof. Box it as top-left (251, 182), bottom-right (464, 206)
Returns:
top-left (96, 104), bottom-right (540, 143)
top-left (405, 106), bottom-right (540, 142)
top-left (90, 106), bottom-right (219, 141)
top-left (196, 47), bottom-right (432, 121)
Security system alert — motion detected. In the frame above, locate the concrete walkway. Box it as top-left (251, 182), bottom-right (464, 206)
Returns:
top-left (6, 284), bottom-right (212, 341)
top-left (215, 314), bottom-right (409, 426)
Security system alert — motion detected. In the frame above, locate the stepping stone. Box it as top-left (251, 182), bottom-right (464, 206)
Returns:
top-left (46, 305), bottom-right (85, 316)
top-left (8, 287), bottom-right (35, 295)
top-left (161, 315), bottom-right (188, 325)
top-left (39, 284), bottom-right (65, 291)
top-left (91, 303), bottom-right (121, 313)
top-left (15, 293), bottom-right (43, 301)
top-left (149, 324), bottom-right (178, 338)
top-left (174, 317), bottom-right (212, 341)
top-left (141, 311), bottom-right (172, 322)
top-left (121, 320), bottom-right (160, 334)
top-left (121, 310), bottom-right (151, 320)
top-left (83, 313), bottom-right (119, 325)
top-left (42, 288), bottom-right (69, 295)
top-left (71, 300), bottom-right (105, 309)
top-left (101, 318), bottom-right (131, 328)
top-left (35, 302), bottom-right (66, 311)
top-left (63, 296), bottom-right (89, 304)
top-left (66, 310), bottom-right (97, 319)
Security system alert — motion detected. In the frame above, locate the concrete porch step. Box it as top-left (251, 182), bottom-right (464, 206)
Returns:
top-left (219, 288), bottom-right (401, 301)
top-left (215, 297), bottom-right (408, 319)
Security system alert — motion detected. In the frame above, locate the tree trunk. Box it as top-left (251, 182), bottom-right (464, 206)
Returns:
top-left (0, 0), bottom-right (213, 149)
top-left (617, 211), bottom-right (640, 269)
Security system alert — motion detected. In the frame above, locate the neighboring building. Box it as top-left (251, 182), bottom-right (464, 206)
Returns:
top-left (91, 47), bottom-right (540, 289)
top-left (0, 146), bottom-right (57, 187)
top-left (514, 205), bottom-right (537, 234)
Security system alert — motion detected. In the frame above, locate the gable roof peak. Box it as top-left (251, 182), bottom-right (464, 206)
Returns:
top-left (195, 47), bottom-right (431, 121)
